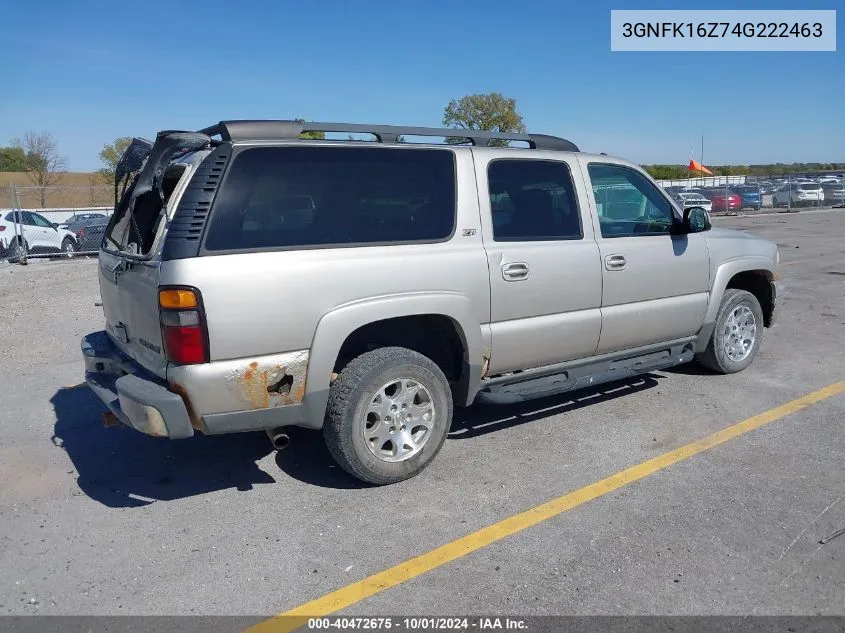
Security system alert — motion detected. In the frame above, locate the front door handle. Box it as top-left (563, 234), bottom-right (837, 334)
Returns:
top-left (605, 254), bottom-right (627, 271)
top-left (502, 262), bottom-right (530, 281)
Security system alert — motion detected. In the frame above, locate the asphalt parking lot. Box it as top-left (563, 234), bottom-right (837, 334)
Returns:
top-left (0, 210), bottom-right (843, 624)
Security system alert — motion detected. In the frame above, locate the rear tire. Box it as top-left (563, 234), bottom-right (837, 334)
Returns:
top-left (7, 238), bottom-right (26, 263)
top-left (696, 289), bottom-right (764, 374)
top-left (323, 347), bottom-right (453, 485)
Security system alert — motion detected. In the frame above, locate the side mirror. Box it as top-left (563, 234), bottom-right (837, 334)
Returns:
top-left (683, 206), bottom-right (711, 233)
top-left (51, 223), bottom-right (59, 230)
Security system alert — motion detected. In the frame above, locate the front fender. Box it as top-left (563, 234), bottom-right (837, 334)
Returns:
top-left (705, 256), bottom-right (775, 325)
top-left (300, 292), bottom-right (484, 429)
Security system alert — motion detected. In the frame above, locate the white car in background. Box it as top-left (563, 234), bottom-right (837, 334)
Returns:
top-left (672, 191), bottom-right (713, 213)
top-left (0, 210), bottom-right (79, 261)
top-left (771, 182), bottom-right (825, 207)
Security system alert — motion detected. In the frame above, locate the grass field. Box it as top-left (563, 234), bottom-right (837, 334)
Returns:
top-left (1, 171), bottom-right (111, 209)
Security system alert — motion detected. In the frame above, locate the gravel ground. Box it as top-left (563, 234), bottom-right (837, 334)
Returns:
top-left (0, 210), bottom-right (843, 620)
top-left (0, 256), bottom-right (101, 375)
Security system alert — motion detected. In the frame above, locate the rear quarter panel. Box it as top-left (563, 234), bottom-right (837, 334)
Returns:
top-left (160, 148), bottom-right (492, 421)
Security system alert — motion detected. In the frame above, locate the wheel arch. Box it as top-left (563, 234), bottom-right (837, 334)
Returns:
top-left (301, 292), bottom-right (484, 429)
top-left (699, 258), bottom-right (776, 351)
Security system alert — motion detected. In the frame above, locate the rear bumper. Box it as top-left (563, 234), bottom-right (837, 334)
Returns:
top-left (81, 330), bottom-right (318, 437)
top-left (81, 331), bottom-right (194, 439)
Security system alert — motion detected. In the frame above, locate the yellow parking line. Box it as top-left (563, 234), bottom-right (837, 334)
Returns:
top-left (62, 382), bottom-right (87, 390)
top-left (246, 380), bottom-right (845, 633)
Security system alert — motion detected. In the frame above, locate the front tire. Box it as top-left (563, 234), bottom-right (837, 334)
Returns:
top-left (696, 289), bottom-right (764, 374)
top-left (61, 237), bottom-right (77, 258)
top-left (323, 347), bottom-right (453, 485)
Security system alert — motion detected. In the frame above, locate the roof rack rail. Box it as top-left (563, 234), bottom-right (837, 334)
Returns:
top-left (198, 120), bottom-right (579, 152)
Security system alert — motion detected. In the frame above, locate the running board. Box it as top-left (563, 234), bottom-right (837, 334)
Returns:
top-left (475, 343), bottom-right (695, 405)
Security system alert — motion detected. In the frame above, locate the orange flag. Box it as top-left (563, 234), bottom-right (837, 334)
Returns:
top-left (689, 159), bottom-right (714, 175)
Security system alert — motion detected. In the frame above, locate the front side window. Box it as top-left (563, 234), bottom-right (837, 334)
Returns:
top-left (588, 163), bottom-right (677, 238)
top-left (31, 213), bottom-right (53, 228)
top-left (487, 159), bottom-right (582, 241)
top-left (204, 146), bottom-right (456, 252)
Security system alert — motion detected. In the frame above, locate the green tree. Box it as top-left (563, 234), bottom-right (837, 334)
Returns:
top-left (294, 119), bottom-right (326, 140)
top-left (442, 92), bottom-right (526, 146)
top-left (644, 165), bottom-right (689, 180)
top-left (0, 146), bottom-right (28, 171)
top-left (97, 136), bottom-right (133, 185)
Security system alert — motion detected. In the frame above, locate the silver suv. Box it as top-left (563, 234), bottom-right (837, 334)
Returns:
top-left (81, 121), bottom-right (782, 485)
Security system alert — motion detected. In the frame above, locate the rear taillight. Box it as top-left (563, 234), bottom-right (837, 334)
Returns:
top-left (159, 287), bottom-right (208, 364)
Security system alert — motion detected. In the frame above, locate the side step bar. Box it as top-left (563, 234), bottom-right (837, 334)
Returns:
top-left (475, 342), bottom-right (695, 405)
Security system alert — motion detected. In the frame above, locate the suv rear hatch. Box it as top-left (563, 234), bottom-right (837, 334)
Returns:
top-left (98, 131), bottom-right (211, 378)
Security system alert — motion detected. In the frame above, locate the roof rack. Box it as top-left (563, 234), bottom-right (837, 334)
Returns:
top-left (198, 120), bottom-right (579, 152)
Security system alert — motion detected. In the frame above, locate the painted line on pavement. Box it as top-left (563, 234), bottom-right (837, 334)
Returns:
top-left (247, 380), bottom-right (845, 633)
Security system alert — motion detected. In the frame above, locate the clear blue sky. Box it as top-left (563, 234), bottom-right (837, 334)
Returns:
top-left (1, 0), bottom-right (841, 171)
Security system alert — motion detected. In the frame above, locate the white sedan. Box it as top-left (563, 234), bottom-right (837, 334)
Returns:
top-left (0, 210), bottom-right (79, 260)
top-left (672, 191), bottom-right (713, 213)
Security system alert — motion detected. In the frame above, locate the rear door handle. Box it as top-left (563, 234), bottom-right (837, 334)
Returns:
top-left (604, 254), bottom-right (627, 271)
top-left (502, 262), bottom-right (530, 281)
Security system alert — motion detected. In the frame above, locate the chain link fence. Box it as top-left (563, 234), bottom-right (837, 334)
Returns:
top-left (657, 173), bottom-right (845, 215)
top-left (2, 184), bottom-right (114, 263)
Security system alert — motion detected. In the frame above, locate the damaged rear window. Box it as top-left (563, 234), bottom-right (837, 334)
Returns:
top-left (106, 163), bottom-right (188, 255)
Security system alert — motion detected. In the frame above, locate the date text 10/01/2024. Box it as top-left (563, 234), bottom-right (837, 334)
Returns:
top-left (307, 617), bottom-right (528, 630)
top-left (622, 22), bottom-right (823, 39)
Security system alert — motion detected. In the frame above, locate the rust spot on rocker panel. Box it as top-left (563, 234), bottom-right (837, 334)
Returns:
top-left (226, 352), bottom-right (308, 410)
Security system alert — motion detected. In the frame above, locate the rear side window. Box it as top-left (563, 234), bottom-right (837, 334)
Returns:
top-left (487, 159), bottom-right (582, 241)
top-left (203, 146), bottom-right (456, 251)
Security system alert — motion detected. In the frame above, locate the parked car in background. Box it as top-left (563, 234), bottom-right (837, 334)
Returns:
top-left (72, 217), bottom-right (110, 252)
top-left (59, 212), bottom-right (108, 230)
top-left (0, 210), bottom-right (79, 261)
top-left (820, 181), bottom-right (845, 205)
top-left (672, 191), bottom-right (713, 213)
top-left (701, 188), bottom-right (742, 213)
top-left (772, 182), bottom-right (825, 207)
top-left (733, 185), bottom-right (762, 210)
